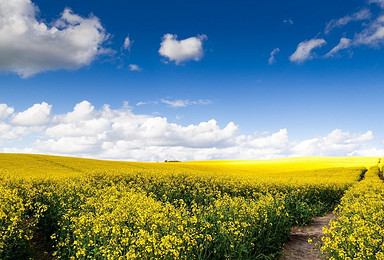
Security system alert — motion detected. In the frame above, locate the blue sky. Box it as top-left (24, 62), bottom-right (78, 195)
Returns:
top-left (0, 0), bottom-right (384, 161)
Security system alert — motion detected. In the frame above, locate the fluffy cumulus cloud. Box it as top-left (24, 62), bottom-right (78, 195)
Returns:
top-left (0, 104), bottom-right (14, 119)
top-left (0, 0), bottom-right (108, 77)
top-left (0, 101), bottom-right (382, 161)
top-left (291, 129), bottom-right (373, 157)
top-left (159, 34), bottom-right (207, 64)
top-left (11, 102), bottom-right (51, 126)
top-left (289, 38), bottom-right (326, 64)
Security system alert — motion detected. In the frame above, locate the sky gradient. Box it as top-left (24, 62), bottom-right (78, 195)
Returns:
top-left (0, 0), bottom-right (384, 161)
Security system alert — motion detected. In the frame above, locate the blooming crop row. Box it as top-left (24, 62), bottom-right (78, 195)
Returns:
top-left (321, 165), bottom-right (384, 259)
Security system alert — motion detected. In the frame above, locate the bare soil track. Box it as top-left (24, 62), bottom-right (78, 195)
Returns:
top-left (30, 230), bottom-right (53, 260)
top-left (280, 213), bottom-right (335, 260)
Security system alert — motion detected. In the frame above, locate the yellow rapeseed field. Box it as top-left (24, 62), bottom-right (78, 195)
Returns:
top-left (0, 154), bottom-right (381, 259)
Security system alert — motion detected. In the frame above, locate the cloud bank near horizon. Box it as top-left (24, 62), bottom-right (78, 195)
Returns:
top-left (0, 101), bottom-right (382, 161)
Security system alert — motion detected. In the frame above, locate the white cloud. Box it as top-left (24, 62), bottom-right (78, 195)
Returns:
top-left (268, 48), bottom-right (280, 65)
top-left (12, 102), bottom-right (51, 126)
top-left (59, 100), bottom-right (95, 123)
top-left (290, 38), bottom-right (326, 64)
top-left (0, 104), bottom-right (14, 119)
top-left (283, 19), bottom-right (294, 25)
top-left (0, 101), bottom-right (382, 161)
top-left (129, 64), bottom-right (142, 71)
top-left (159, 34), bottom-right (207, 64)
top-left (248, 129), bottom-right (289, 148)
top-left (160, 98), bottom-right (212, 108)
top-left (123, 36), bottom-right (132, 51)
top-left (325, 9), bottom-right (371, 34)
top-left (325, 38), bottom-right (352, 57)
top-left (0, 0), bottom-right (108, 77)
top-left (354, 15), bottom-right (384, 46)
top-left (369, 0), bottom-right (384, 8)
top-left (291, 129), bottom-right (373, 156)
top-left (297, 5), bottom-right (384, 60)
top-left (348, 148), bottom-right (384, 157)
top-left (136, 98), bottom-right (211, 108)
top-left (46, 101), bottom-right (110, 138)
top-left (321, 6), bottom-right (384, 58)
top-left (136, 101), bottom-right (150, 106)
top-left (34, 137), bottom-right (100, 154)
top-left (161, 99), bottom-right (189, 108)
top-left (0, 123), bottom-right (30, 140)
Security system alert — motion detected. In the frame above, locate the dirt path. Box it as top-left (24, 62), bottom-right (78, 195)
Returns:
top-left (280, 213), bottom-right (335, 260)
top-left (29, 230), bottom-right (53, 260)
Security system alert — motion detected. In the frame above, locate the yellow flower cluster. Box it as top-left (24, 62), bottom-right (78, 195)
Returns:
top-left (321, 165), bottom-right (384, 259)
top-left (0, 184), bottom-right (29, 257)
top-left (0, 170), bottom-right (47, 259)
top-left (48, 181), bottom-right (291, 259)
top-left (0, 154), bottom-right (379, 259)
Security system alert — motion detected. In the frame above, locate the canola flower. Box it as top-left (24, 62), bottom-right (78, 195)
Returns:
top-left (0, 154), bottom-right (379, 259)
top-left (50, 182), bottom-right (291, 259)
top-left (321, 165), bottom-right (384, 260)
top-left (0, 170), bottom-right (47, 259)
top-left (0, 184), bottom-right (30, 258)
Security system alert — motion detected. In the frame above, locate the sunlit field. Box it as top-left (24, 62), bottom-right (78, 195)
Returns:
top-left (0, 154), bottom-right (382, 259)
